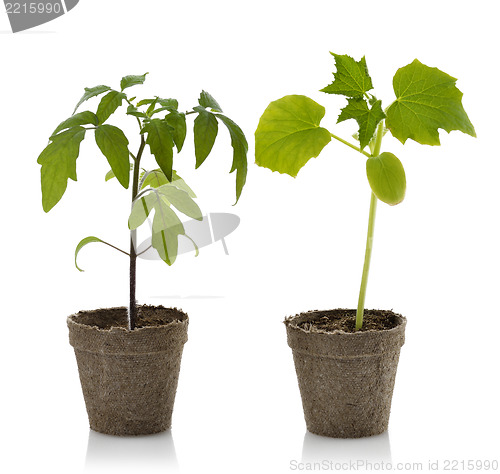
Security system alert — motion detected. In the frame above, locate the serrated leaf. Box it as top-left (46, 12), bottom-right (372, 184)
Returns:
top-left (366, 152), bottom-right (406, 205)
top-left (157, 185), bottom-right (203, 220)
top-left (120, 73), bottom-right (148, 91)
top-left (128, 192), bottom-right (157, 230)
top-left (337, 98), bottom-right (385, 149)
top-left (321, 53), bottom-right (373, 98)
top-left (166, 111), bottom-right (187, 152)
top-left (255, 95), bottom-right (332, 177)
top-left (386, 59), bottom-right (476, 145)
top-left (38, 126), bottom-right (86, 212)
top-left (52, 111), bottom-right (98, 136)
top-left (73, 85), bottom-right (111, 114)
top-left (141, 119), bottom-right (175, 181)
top-left (74, 236), bottom-right (105, 272)
top-left (95, 125), bottom-right (130, 189)
top-left (96, 90), bottom-right (127, 124)
top-left (216, 114), bottom-right (248, 203)
top-left (194, 107), bottom-right (218, 167)
top-left (198, 91), bottom-right (223, 112)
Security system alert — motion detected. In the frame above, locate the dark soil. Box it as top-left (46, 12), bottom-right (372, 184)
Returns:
top-left (290, 309), bottom-right (401, 333)
top-left (74, 305), bottom-right (187, 330)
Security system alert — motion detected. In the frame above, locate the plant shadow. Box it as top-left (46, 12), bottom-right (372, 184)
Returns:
top-left (85, 429), bottom-right (179, 473)
top-left (302, 430), bottom-right (392, 464)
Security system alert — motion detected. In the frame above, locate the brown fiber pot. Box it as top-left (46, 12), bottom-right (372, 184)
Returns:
top-left (285, 309), bottom-right (406, 438)
top-left (67, 305), bottom-right (188, 436)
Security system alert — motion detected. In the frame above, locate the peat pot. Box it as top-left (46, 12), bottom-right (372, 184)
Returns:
top-left (67, 305), bottom-right (188, 436)
top-left (285, 309), bottom-right (406, 438)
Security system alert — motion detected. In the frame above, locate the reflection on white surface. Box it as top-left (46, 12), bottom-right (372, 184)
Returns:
top-left (302, 430), bottom-right (392, 464)
top-left (85, 429), bottom-right (178, 473)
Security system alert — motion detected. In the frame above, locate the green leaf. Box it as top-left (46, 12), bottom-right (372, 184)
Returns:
top-left (321, 53), bottom-right (373, 98)
top-left (386, 59), bottom-right (476, 145)
top-left (38, 126), bottom-right (86, 212)
top-left (74, 85), bottom-right (111, 114)
top-left (120, 73), bottom-right (148, 91)
top-left (157, 185), bottom-right (203, 220)
top-left (166, 111), bottom-right (187, 152)
top-left (151, 197), bottom-right (185, 266)
top-left (194, 107), bottom-right (218, 168)
top-left (136, 98), bottom-right (156, 107)
top-left (52, 111), bottom-right (98, 136)
top-left (158, 98), bottom-right (179, 110)
top-left (74, 236), bottom-right (104, 272)
top-left (366, 152), bottom-right (406, 205)
top-left (128, 193), bottom-right (157, 230)
top-left (126, 104), bottom-right (148, 119)
top-left (105, 163), bottom-right (133, 182)
top-left (198, 91), bottom-right (223, 112)
top-left (96, 90), bottom-right (127, 124)
top-left (216, 114), bottom-right (248, 203)
top-left (337, 98), bottom-right (385, 149)
top-left (254, 95), bottom-right (332, 177)
top-left (140, 169), bottom-right (196, 197)
top-left (141, 119), bottom-right (175, 181)
top-left (95, 125), bottom-right (130, 189)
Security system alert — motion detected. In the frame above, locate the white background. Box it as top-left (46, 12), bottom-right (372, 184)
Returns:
top-left (1, 1), bottom-right (499, 473)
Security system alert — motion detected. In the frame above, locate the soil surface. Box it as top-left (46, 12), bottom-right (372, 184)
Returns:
top-left (291, 309), bottom-right (401, 333)
top-left (74, 305), bottom-right (187, 330)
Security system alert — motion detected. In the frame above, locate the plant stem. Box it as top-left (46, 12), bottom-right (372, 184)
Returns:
top-left (128, 135), bottom-right (146, 331)
top-left (355, 121), bottom-right (384, 330)
top-left (330, 133), bottom-right (371, 158)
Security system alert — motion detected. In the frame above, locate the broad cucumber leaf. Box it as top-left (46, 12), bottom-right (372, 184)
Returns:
top-left (198, 91), bottom-right (223, 112)
top-left (321, 53), bottom-right (373, 98)
top-left (216, 114), bottom-right (248, 203)
top-left (120, 73), bottom-right (148, 91)
top-left (157, 185), bottom-right (203, 220)
top-left (366, 152), bottom-right (406, 205)
top-left (141, 119), bottom-right (175, 181)
top-left (166, 111), bottom-right (187, 152)
top-left (52, 111), bottom-right (98, 136)
top-left (254, 95), bottom-right (332, 177)
top-left (386, 59), bottom-right (476, 145)
top-left (95, 125), bottom-right (130, 189)
top-left (105, 163), bottom-right (133, 182)
top-left (128, 193), bottom-right (157, 230)
top-left (337, 98), bottom-right (385, 150)
top-left (75, 236), bottom-right (104, 272)
top-left (194, 107), bottom-right (218, 167)
top-left (38, 126), bottom-right (86, 212)
top-left (96, 90), bottom-right (127, 124)
top-left (73, 85), bottom-right (111, 114)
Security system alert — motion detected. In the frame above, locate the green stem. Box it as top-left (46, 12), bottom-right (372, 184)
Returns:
top-left (330, 133), bottom-right (371, 158)
top-left (355, 121), bottom-right (384, 330)
top-left (128, 135), bottom-right (146, 331)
